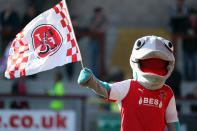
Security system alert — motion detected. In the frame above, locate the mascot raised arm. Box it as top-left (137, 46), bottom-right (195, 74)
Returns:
top-left (78, 36), bottom-right (180, 131)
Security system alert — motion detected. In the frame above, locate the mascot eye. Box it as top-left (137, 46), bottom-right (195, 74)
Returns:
top-left (168, 42), bottom-right (173, 48)
top-left (136, 40), bottom-right (145, 50)
top-left (164, 42), bottom-right (173, 52)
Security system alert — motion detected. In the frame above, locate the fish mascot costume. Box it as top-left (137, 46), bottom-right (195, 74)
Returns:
top-left (78, 36), bottom-right (180, 131)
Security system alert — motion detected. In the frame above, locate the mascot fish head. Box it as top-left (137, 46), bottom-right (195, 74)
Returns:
top-left (130, 36), bottom-right (175, 90)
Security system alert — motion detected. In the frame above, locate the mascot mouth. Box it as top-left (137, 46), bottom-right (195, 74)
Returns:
top-left (139, 58), bottom-right (168, 76)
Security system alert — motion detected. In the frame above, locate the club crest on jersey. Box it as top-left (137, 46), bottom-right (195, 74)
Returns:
top-left (32, 24), bottom-right (63, 58)
top-left (159, 90), bottom-right (167, 99)
top-left (139, 97), bottom-right (162, 108)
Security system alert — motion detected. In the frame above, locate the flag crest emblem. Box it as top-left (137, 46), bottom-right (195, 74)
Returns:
top-left (32, 24), bottom-right (63, 58)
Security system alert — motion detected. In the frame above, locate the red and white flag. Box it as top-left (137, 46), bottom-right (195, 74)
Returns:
top-left (5, 0), bottom-right (82, 79)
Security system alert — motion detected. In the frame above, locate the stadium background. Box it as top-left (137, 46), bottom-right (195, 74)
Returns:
top-left (0, 0), bottom-right (197, 130)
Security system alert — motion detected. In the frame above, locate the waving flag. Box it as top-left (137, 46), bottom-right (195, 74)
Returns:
top-left (5, 0), bottom-right (82, 79)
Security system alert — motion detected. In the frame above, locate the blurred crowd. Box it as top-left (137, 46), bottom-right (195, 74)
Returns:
top-left (0, 2), bottom-right (39, 75)
top-left (169, 0), bottom-right (197, 82)
top-left (0, 0), bottom-right (108, 110)
top-left (167, 0), bottom-right (197, 109)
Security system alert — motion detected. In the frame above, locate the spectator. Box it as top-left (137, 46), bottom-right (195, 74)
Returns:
top-left (72, 16), bottom-right (84, 33)
top-left (89, 7), bottom-right (107, 77)
top-left (10, 101), bottom-right (22, 109)
top-left (21, 5), bottom-right (38, 29)
top-left (182, 9), bottom-right (197, 81)
top-left (0, 40), bottom-right (12, 74)
top-left (166, 69), bottom-right (182, 97)
top-left (11, 78), bottom-right (27, 95)
top-left (170, 0), bottom-right (188, 18)
top-left (169, 0), bottom-right (188, 33)
top-left (186, 87), bottom-right (197, 112)
top-left (0, 101), bottom-right (4, 109)
top-left (72, 16), bottom-right (89, 34)
top-left (0, 5), bottom-right (20, 57)
top-left (166, 69), bottom-right (182, 112)
top-left (10, 78), bottom-right (29, 109)
top-left (48, 73), bottom-right (64, 110)
top-left (106, 66), bottom-right (124, 82)
top-left (27, 0), bottom-right (42, 13)
top-left (65, 63), bottom-right (75, 81)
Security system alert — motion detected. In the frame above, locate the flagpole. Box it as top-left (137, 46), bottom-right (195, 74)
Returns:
top-left (62, 0), bottom-right (84, 69)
